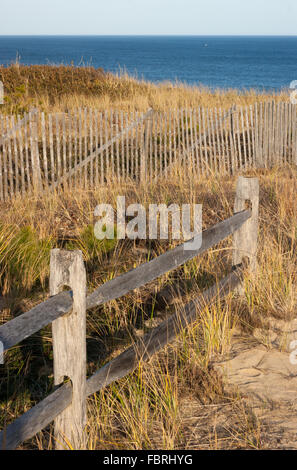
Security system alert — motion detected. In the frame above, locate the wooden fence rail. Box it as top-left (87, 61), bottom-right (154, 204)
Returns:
top-left (0, 176), bottom-right (259, 450)
top-left (0, 209), bottom-right (250, 353)
top-left (0, 102), bottom-right (296, 200)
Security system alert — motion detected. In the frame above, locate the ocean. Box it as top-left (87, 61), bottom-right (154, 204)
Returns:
top-left (0, 35), bottom-right (297, 91)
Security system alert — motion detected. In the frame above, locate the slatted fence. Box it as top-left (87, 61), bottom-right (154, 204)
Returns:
top-left (0, 102), bottom-right (295, 200)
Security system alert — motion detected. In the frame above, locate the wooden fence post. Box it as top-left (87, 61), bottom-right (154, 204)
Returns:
top-left (140, 114), bottom-right (153, 183)
top-left (50, 249), bottom-right (87, 450)
top-left (230, 105), bottom-right (237, 174)
top-left (232, 176), bottom-right (259, 276)
top-left (30, 110), bottom-right (42, 192)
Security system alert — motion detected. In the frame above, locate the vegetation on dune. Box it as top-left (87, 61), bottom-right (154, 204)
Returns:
top-left (0, 64), bottom-right (290, 115)
top-left (0, 64), bottom-right (106, 97)
top-left (0, 167), bottom-right (296, 449)
top-left (0, 224), bottom-right (53, 293)
top-left (0, 59), bottom-right (295, 451)
top-left (0, 64), bottom-right (148, 114)
top-left (0, 223), bottom-right (118, 295)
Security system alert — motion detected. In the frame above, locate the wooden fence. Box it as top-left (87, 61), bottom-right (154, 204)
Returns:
top-left (0, 176), bottom-right (259, 450)
top-left (0, 102), bottom-right (295, 200)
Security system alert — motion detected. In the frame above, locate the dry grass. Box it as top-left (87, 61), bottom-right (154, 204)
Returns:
top-left (0, 64), bottom-right (290, 115)
top-left (0, 165), bottom-right (296, 450)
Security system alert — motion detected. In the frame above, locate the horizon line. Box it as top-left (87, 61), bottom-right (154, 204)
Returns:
top-left (1, 34), bottom-right (297, 37)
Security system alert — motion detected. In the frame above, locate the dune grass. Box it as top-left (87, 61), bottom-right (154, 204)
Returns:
top-left (0, 165), bottom-right (296, 449)
top-left (0, 64), bottom-right (290, 115)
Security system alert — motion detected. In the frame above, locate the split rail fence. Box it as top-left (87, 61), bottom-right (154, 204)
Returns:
top-left (0, 176), bottom-right (259, 450)
top-left (0, 102), bottom-right (296, 200)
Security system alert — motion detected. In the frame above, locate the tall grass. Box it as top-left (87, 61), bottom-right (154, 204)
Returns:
top-left (0, 64), bottom-right (290, 115)
top-left (0, 166), bottom-right (296, 449)
top-left (0, 224), bottom-right (53, 294)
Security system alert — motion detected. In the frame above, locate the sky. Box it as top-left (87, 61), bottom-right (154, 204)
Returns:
top-left (0, 0), bottom-right (296, 36)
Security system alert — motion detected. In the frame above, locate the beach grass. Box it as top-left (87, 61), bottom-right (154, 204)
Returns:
top-left (0, 64), bottom-right (290, 115)
top-left (0, 166), bottom-right (296, 449)
top-left (0, 63), bottom-right (296, 450)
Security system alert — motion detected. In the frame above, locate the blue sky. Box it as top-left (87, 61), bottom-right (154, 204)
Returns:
top-left (1, 0), bottom-right (296, 35)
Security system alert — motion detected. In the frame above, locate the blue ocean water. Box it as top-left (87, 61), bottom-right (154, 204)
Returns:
top-left (0, 35), bottom-right (297, 91)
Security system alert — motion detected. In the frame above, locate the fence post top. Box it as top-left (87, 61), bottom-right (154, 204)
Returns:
top-left (145, 108), bottom-right (154, 118)
top-left (235, 177), bottom-right (259, 211)
top-left (236, 175), bottom-right (259, 190)
top-left (237, 175), bottom-right (259, 181)
top-left (233, 176), bottom-right (259, 274)
top-left (50, 248), bottom-right (84, 259)
top-left (50, 249), bottom-right (86, 297)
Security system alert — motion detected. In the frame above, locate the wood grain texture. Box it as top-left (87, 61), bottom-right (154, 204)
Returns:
top-left (0, 290), bottom-right (73, 352)
top-left (140, 115), bottom-right (152, 182)
top-left (232, 177), bottom-right (259, 273)
top-left (50, 249), bottom-right (87, 450)
top-left (23, 113), bottom-right (31, 192)
top-left (30, 112), bottom-right (42, 192)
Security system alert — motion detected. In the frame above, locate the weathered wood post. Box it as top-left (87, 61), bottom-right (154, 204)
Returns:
top-left (50, 249), bottom-right (87, 450)
top-left (30, 109), bottom-right (42, 193)
top-left (0, 80), bottom-right (3, 104)
top-left (140, 111), bottom-right (153, 183)
top-left (254, 103), bottom-right (264, 168)
top-left (229, 105), bottom-right (237, 174)
top-left (293, 102), bottom-right (297, 167)
top-left (232, 176), bottom-right (259, 286)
